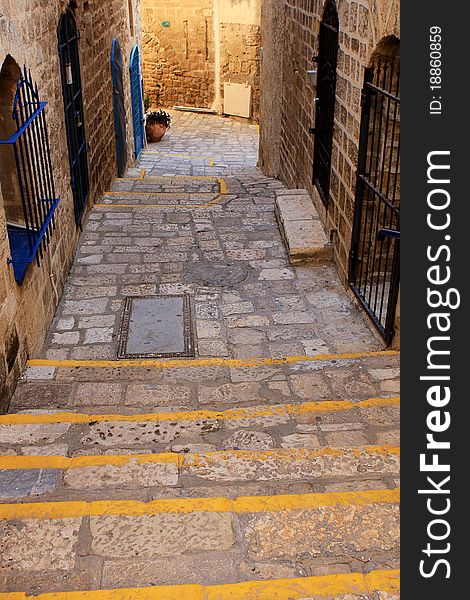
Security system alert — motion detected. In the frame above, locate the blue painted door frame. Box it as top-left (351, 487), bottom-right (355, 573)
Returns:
top-left (110, 38), bottom-right (127, 177)
top-left (130, 46), bottom-right (145, 159)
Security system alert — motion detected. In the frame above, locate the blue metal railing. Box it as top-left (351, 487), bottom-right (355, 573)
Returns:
top-left (0, 66), bottom-right (60, 283)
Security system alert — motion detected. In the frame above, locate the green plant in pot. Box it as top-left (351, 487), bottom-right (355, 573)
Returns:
top-left (146, 110), bottom-right (171, 143)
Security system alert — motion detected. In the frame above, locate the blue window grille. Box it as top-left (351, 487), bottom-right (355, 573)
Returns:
top-left (0, 67), bottom-right (60, 284)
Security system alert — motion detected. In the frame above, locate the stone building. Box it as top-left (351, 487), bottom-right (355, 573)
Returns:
top-left (142, 0), bottom-right (261, 118)
top-left (259, 0), bottom-right (400, 346)
top-left (0, 0), bottom-right (143, 408)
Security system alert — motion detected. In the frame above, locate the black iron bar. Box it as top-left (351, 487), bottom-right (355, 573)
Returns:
top-left (373, 66), bottom-right (400, 317)
top-left (36, 81), bottom-right (56, 229)
top-left (25, 70), bottom-right (50, 247)
top-left (357, 82), bottom-right (379, 295)
top-left (19, 74), bottom-right (45, 260)
top-left (11, 142), bottom-right (34, 256)
top-left (16, 113), bottom-right (40, 250)
top-left (366, 63), bottom-right (389, 310)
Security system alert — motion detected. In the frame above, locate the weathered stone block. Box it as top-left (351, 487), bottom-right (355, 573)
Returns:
top-left (90, 513), bottom-right (235, 558)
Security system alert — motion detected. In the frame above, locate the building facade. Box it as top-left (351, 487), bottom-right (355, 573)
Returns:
top-left (142, 0), bottom-right (261, 118)
top-left (0, 0), bottom-right (142, 409)
top-left (259, 0), bottom-right (400, 346)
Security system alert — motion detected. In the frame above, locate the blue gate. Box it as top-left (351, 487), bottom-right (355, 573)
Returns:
top-left (111, 38), bottom-right (128, 177)
top-left (130, 46), bottom-right (145, 159)
top-left (58, 10), bottom-right (90, 226)
top-left (0, 67), bottom-right (60, 284)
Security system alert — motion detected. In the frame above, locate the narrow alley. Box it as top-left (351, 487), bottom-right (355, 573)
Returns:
top-left (0, 113), bottom-right (400, 598)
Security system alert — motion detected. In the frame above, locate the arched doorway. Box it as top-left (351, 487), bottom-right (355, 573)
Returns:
top-left (312, 0), bottom-right (339, 208)
top-left (0, 56), bottom-right (23, 228)
top-left (58, 10), bottom-right (90, 226)
top-left (111, 38), bottom-right (128, 177)
top-left (349, 36), bottom-right (400, 345)
top-left (129, 46), bottom-right (145, 159)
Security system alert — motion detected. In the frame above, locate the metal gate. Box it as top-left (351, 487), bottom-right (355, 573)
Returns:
top-left (129, 46), bottom-right (145, 159)
top-left (0, 67), bottom-right (60, 283)
top-left (349, 58), bottom-right (400, 345)
top-left (58, 10), bottom-right (90, 226)
top-left (111, 38), bottom-right (128, 177)
top-left (312, 0), bottom-right (339, 207)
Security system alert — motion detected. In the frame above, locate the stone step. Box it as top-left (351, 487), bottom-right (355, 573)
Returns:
top-left (0, 446), bottom-right (399, 503)
top-left (101, 191), bottom-right (218, 201)
top-left (0, 570), bottom-right (401, 599)
top-left (0, 396), bottom-right (400, 460)
top-left (275, 190), bottom-right (333, 265)
top-left (0, 489), bottom-right (399, 595)
top-left (10, 351), bottom-right (400, 414)
top-left (110, 174), bottom-right (223, 193)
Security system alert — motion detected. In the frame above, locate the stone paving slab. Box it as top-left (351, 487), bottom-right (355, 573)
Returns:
top-left (275, 190), bottom-right (333, 265)
top-left (243, 503), bottom-right (399, 560)
top-left (0, 468), bottom-right (58, 499)
top-left (181, 448), bottom-right (399, 483)
top-left (0, 518), bottom-right (81, 572)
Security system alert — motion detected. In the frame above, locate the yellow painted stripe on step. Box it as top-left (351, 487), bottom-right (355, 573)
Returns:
top-left (0, 488), bottom-right (400, 520)
top-left (0, 396), bottom-right (400, 425)
top-left (96, 202), bottom-right (218, 209)
top-left (142, 152), bottom-right (216, 166)
top-left (27, 349), bottom-right (399, 370)
top-left (0, 445), bottom-right (400, 471)
top-left (117, 174), bottom-right (217, 182)
top-left (0, 584), bottom-right (204, 600)
top-left (146, 175), bottom-right (218, 181)
top-left (104, 191), bottom-right (218, 196)
top-left (0, 570), bottom-right (401, 599)
top-left (0, 452), bottom-right (179, 470)
top-left (95, 203), bottom-right (214, 209)
top-left (206, 570), bottom-right (400, 599)
top-left (99, 177), bottom-right (229, 209)
top-left (217, 176), bottom-right (229, 195)
top-left (115, 170), bottom-right (147, 182)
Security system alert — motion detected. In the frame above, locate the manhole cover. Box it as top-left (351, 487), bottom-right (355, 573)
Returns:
top-left (188, 263), bottom-right (249, 287)
top-left (118, 295), bottom-right (195, 359)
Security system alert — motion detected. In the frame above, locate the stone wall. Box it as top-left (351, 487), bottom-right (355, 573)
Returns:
top-left (141, 0), bottom-right (261, 118)
top-left (0, 0), bottom-right (142, 409)
top-left (259, 0), bottom-right (400, 346)
top-left (258, 0), bottom-right (285, 178)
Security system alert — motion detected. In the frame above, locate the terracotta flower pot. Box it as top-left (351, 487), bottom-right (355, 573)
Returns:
top-left (146, 122), bottom-right (167, 143)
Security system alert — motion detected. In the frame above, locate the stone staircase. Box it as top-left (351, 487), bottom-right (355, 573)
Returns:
top-left (0, 112), bottom-right (399, 598)
top-left (0, 354), bottom-right (400, 598)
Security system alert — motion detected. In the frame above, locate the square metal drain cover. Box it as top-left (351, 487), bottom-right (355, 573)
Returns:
top-left (118, 295), bottom-right (195, 359)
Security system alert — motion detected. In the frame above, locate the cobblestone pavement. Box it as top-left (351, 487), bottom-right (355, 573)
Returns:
top-left (0, 112), bottom-right (400, 598)
top-left (43, 111), bottom-right (381, 362)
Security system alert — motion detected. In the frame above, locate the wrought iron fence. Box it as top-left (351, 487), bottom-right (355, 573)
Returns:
top-left (349, 59), bottom-right (400, 345)
top-left (0, 66), bottom-right (60, 284)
